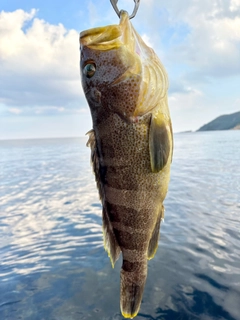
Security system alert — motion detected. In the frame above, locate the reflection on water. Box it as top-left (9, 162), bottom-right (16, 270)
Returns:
top-left (0, 132), bottom-right (240, 320)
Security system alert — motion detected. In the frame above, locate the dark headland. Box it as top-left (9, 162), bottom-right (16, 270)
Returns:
top-left (197, 111), bottom-right (240, 131)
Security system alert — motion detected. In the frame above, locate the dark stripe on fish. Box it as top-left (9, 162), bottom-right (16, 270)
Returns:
top-left (106, 202), bottom-right (157, 230)
top-left (122, 260), bottom-right (145, 273)
top-left (113, 228), bottom-right (149, 251)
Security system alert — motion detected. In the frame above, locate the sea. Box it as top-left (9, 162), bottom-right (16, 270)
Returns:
top-left (0, 131), bottom-right (239, 320)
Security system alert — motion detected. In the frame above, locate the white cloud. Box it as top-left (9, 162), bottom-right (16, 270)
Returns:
top-left (9, 108), bottom-right (22, 115)
top-left (130, 0), bottom-right (240, 132)
top-left (0, 9), bottom-right (85, 115)
top-left (1, 2), bottom-right (239, 136)
top-left (134, 0), bottom-right (240, 79)
top-left (230, 0), bottom-right (240, 11)
top-left (169, 89), bottom-right (205, 132)
top-left (180, 15), bottom-right (240, 77)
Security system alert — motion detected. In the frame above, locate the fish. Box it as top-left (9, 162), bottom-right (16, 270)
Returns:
top-left (79, 10), bottom-right (173, 319)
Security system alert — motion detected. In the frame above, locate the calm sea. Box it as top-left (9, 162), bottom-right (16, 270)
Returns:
top-left (0, 131), bottom-right (239, 320)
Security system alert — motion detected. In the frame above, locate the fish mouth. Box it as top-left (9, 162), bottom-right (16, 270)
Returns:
top-left (80, 11), bottom-right (138, 53)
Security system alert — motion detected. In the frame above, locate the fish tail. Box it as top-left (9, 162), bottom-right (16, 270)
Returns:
top-left (120, 258), bottom-right (147, 319)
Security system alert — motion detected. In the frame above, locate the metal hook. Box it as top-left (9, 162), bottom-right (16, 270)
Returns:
top-left (110, 0), bottom-right (140, 19)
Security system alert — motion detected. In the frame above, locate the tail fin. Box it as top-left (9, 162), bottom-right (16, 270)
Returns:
top-left (120, 260), bottom-right (147, 318)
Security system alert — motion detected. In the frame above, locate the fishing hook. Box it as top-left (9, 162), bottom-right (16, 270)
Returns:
top-left (110, 0), bottom-right (140, 19)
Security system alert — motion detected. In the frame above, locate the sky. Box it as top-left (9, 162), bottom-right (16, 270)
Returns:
top-left (0, 0), bottom-right (240, 139)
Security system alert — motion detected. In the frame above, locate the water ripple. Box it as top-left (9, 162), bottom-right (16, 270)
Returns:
top-left (0, 133), bottom-right (240, 320)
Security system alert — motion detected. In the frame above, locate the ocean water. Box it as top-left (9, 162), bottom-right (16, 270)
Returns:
top-left (0, 131), bottom-right (239, 320)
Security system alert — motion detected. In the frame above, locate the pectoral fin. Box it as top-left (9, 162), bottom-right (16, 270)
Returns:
top-left (148, 205), bottom-right (164, 260)
top-left (149, 114), bottom-right (172, 173)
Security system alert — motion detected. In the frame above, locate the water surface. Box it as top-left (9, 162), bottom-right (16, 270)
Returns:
top-left (0, 131), bottom-right (240, 320)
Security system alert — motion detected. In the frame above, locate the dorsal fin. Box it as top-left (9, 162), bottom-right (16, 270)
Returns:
top-left (86, 129), bottom-right (121, 267)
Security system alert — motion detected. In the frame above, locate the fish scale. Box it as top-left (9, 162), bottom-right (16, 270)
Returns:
top-left (80, 10), bottom-right (173, 319)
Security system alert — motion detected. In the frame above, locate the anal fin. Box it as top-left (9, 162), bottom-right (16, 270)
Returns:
top-left (102, 206), bottom-right (121, 268)
top-left (148, 205), bottom-right (164, 260)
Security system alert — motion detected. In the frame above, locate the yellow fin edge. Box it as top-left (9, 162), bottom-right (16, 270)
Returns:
top-left (122, 311), bottom-right (138, 319)
top-left (102, 228), bottom-right (115, 269)
top-left (147, 242), bottom-right (159, 260)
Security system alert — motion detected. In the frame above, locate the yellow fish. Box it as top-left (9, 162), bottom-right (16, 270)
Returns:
top-left (80, 10), bottom-right (173, 319)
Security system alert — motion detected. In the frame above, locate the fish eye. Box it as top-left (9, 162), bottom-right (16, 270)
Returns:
top-left (83, 63), bottom-right (96, 78)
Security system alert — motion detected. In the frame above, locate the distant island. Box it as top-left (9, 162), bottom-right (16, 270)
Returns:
top-left (197, 111), bottom-right (240, 131)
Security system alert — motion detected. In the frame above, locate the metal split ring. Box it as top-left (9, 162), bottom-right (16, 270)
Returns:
top-left (110, 0), bottom-right (140, 19)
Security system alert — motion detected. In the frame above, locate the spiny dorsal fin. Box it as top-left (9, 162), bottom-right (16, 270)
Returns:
top-left (86, 130), bottom-right (121, 267)
top-left (86, 129), bottom-right (104, 201)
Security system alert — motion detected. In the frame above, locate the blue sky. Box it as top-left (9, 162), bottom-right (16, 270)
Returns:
top-left (0, 0), bottom-right (240, 139)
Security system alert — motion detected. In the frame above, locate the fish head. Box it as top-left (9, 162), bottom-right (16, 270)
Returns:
top-left (80, 11), bottom-right (142, 121)
top-left (80, 11), bottom-right (168, 122)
